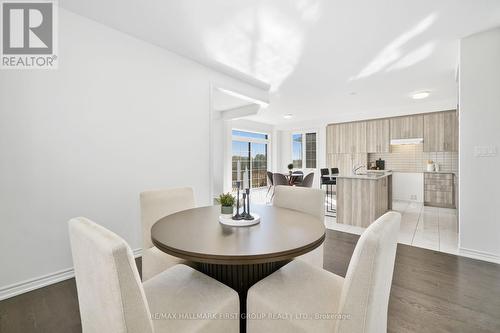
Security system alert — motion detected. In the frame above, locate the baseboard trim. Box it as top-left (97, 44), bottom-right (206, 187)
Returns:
top-left (0, 267), bottom-right (74, 301)
top-left (0, 248), bottom-right (143, 301)
top-left (459, 247), bottom-right (500, 265)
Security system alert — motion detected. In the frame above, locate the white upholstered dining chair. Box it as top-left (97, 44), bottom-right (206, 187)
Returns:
top-left (69, 217), bottom-right (239, 333)
top-left (273, 185), bottom-right (326, 268)
top-left (247, 211), bottom-right (401, 333)
top-left (140, 187), bottom-right (195, 281)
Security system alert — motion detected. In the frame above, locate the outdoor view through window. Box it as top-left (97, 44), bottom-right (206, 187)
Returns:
top-left (293, 132), bottom-right (317, 169)
top-left (232, 130), bottom-right (268, 190)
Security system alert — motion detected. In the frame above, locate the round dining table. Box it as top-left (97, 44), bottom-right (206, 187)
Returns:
top-left (151, 204), bottom-right (325, 332)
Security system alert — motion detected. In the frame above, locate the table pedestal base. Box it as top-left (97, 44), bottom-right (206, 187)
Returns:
top-left (196, 261), bottom-right (289, 333)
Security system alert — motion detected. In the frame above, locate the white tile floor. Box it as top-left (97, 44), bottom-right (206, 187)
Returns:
top-left (325, 200), bottom-right (459, 254)
top-left (251, 187), bottom-right (459, 254)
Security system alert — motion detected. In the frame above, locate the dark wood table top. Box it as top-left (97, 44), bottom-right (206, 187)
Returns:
top-left (151, 204), bottom-right (325, 265)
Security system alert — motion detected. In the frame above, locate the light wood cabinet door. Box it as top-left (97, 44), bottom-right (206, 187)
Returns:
top-left (424, 112), bottom-right (444, 152)
top-left (424, 173), bottom-right (455, 208)
top-left (390, 115), bottom-right (423, 139)
top-left (350, 121), bottom-right (367, 153)
top-left (340, 123), bottom-right (351, 153)
top-left (327, 153), bottom-right (367, 176)
top-left (326, 124), bottom-right (342, 154)
top-left (424, 110), bottom-right (458, 152)
top-left (367, 119), bottom-right (390, 152)
top-left (326, 124), bottom-right (334, 154)
top-left (327, 120), bottom-right (371, 154)
top-left (329, 122), bottom-right (366, 153)
top-left (443, 110), bottom-right (458, 152)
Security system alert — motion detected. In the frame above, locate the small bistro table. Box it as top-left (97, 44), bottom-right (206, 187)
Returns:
top-left (151, 204), bottom-right (325, 332)
top-left (284, 172), bottom-right (305, 185)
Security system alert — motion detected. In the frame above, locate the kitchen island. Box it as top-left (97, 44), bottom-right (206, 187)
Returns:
top-left (336, 171), bottom-right (392, 227)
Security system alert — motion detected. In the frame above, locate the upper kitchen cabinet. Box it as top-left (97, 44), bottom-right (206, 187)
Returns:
top-left (366, 119), bottom-right (390, 153)
top-left (345, 121), bottom-right (367, 153)
top-left (326, 123), bottom-right (342, 153)
top-left (443, 110), bottom-right (458, 152)
top-left (424, 110), bottom-right (458, 152)
top-left (326, 122), bottom-right (366, 154)
top-left (390, 115), bottom-right (424, 139)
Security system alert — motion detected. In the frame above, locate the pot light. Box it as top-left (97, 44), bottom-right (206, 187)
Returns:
top-left (283, 113), bottom-right (293, 119)
top-left (412, 91), bottom-right (430, 99)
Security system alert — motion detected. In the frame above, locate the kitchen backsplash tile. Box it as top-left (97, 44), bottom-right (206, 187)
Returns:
top-left (368, 144), bottom-right (458, 173)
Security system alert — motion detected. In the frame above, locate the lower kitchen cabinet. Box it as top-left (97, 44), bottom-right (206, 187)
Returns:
top-left (424, 172), bottom-right (455, 208)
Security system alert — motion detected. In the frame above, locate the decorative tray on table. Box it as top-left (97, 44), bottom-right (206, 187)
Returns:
top-left (218, 214), bottom-right (260, 227)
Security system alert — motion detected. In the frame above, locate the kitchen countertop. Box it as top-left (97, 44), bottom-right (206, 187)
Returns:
top-left (336, 171), bottom-right (393, 180)
top-left (423, 171), bottom-right (455, 174)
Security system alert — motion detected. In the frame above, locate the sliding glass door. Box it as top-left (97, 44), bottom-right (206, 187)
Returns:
top-left (231, 130), bottom-right (268, 190)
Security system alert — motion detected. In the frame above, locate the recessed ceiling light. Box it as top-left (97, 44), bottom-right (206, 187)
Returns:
top-left (411, 91), bottom-right (430, 99)
top-left (283, 113), bottom-right (293, 119)
top-left (349, 92), bottom-right (357, 96)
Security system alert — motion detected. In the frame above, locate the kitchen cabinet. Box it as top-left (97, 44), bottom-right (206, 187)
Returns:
top-left (424, 172), bottom-right (455, 208)
top-left (336, 173), bottom-right (392, 227)
top-left (366, 119), bottom-right (390, 153)
top-left (326, 124), bottom-right (335, 153)
top-left (423, 110), bottom-right (458, 152)
top-left (390, 115), bottom-right (424, 139)
top-left (326, 123), bottom-right (343, 154)
top-left (327, 153), bottom-right (367, 176)
top-left (344, 121), bottom-right (366, 153)
top-left (443, 110), bottom-right (459, 152)
top-left (326, 122), bottom-right (366, 154)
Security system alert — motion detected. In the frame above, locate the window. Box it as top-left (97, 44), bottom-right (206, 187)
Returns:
top-left (292, 134), bottom-right (303, 168)
top-left (232, 130), bottom-right (268, 140)
top-left (232, 130), bottom-right (269, 190)
top-left (305, 132), bottom-right (317, 168)
top-left (291, 132), bottom-right (317, 169)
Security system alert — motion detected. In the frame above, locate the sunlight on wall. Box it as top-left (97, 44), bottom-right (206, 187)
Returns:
top-left (350, 12), bottom-right (438, 80)
top-left (203, 0), bottom-right (321, 91)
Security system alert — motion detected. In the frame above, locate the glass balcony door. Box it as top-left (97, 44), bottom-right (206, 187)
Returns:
top-left (231, 131), bottom-right (268, 191)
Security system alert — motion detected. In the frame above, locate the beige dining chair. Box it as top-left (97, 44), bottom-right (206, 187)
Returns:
top-left (69, 217), bottom-right (239, 333)
top-left (272, 185), bottom-right (325, 268)
top-left (140, 187), bottom-right (195, 281)
top-left (297, 172), bottom-right (315, 188)
top-left (247, 211), bottom-right (401, 333)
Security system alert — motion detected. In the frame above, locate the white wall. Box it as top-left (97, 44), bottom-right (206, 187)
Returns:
top-left (392, 172), bottom-right (424, 202)
top-left (210, 111), bottom-right (229, 198)
top-left (459, 27), bottom-right (500, 262)
top-left (0, 9), bottom-right (263, 296)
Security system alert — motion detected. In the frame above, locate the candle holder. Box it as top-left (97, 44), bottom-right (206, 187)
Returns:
top-left (241, 192), bottom-right (249, 218)
top-left (232, 181), bottom-right (243, 220)
top-left (244, 188), bottom-right (254, 220)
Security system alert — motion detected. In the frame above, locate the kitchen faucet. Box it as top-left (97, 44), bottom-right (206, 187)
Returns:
top-left (352, 164), bottom-right (365, 175)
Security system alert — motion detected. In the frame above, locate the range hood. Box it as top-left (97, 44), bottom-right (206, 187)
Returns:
top-left (390, 138), bottom-right (424, 145)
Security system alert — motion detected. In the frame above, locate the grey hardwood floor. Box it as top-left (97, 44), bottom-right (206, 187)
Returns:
top-left (324, 231), bottom-right (500, 333)
top-left (1, 230), bottom-right (500, 333)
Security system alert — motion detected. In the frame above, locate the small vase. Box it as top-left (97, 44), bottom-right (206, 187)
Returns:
top-left (221, 205), bottom-right (234, 216)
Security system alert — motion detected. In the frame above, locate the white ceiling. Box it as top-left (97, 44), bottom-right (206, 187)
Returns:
top-left (60, 0), bottom-right (500, 125)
